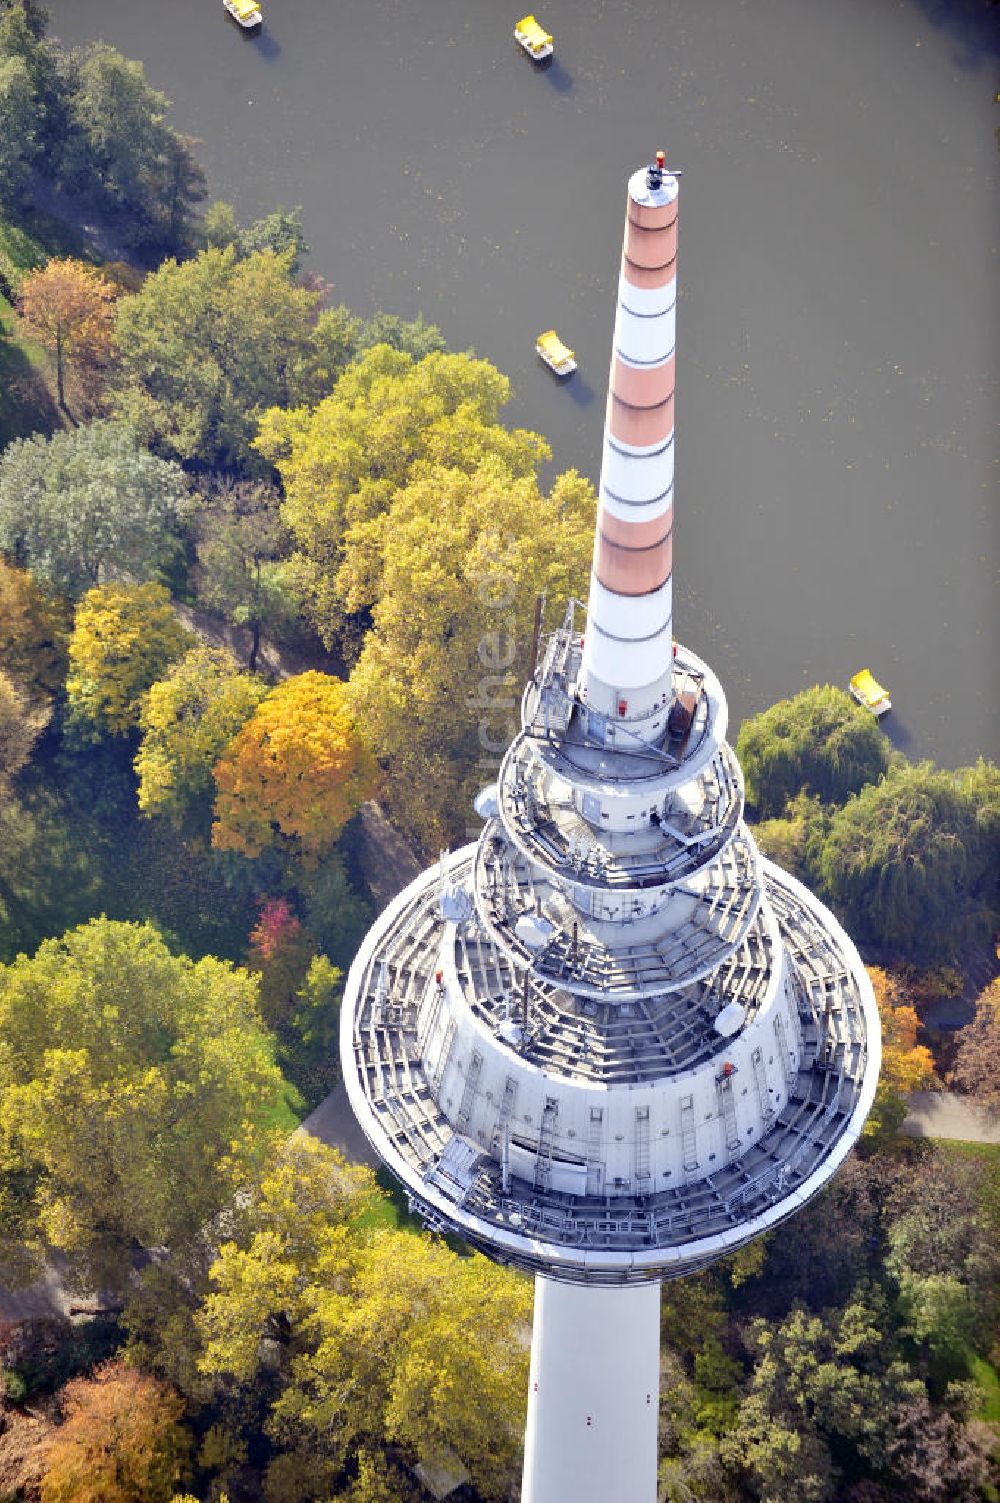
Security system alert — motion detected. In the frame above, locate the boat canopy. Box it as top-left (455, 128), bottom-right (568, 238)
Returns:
top-left (850, 669), bottom-right (889, 709)
top-left (537, 329), bottom-right (574, 365)
top-left (232, 0), bottom-right (261, 16)
top-left (516, 15), bottom-right (553, 48)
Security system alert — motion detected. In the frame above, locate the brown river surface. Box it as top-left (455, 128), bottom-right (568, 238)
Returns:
top-left (44, 0), bottom-right (999, 765)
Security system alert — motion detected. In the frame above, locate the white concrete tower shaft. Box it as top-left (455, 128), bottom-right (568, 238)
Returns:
top-left (580, 153), bottom-right (678, 742)
top-left (522, 1278), bottom-right (661, 1503)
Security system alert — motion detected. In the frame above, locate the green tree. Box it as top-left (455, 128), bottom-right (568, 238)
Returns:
top-left (193, 478), bottom-right (300, 672)
top-left (40, 1360), bottom-right (192, 1503)
top-left (818, 764), bottom-right (994, 962)
top-left (202, 201), bottom-right (310, 272)
top-left (197, 1137), bottom-right (531, 1502)
top-left (722, 1293), bottom-right (924, 1503)
top-left (211, 672), bottom-right (376, 863)
top-left (112, 247), bottom-right (350, 471)
top-left (237, 204), bottom-right (309, 272)
top-left (66, 581), bottom-right (193, 739)
top-left (753, 791), bottom-right (829, 885)
top-left (62, 43), bottom-right (206, 254)
top-left (347, 457), bottom-right (594, 849)
top-left (256, 344), bottom-right (551, 651)
top-left (736, 685), bottom-right (890, 820)
top-left (0, 421), bottom-right (190, 598)
top-left (0, 52), bottom-right (37, 204)
top-left (201, 198), bottom-right (239, 251)
top-left (0, 917), bottom-right (285, 1289)
top-left (356, 310), bottom-right (446, 361)
top-left (956, 758), bottom-right (1000, 912)
top-left (0, 6), bottom-right (68, 189)
top-left (134, 645), bottom-right (267, 824)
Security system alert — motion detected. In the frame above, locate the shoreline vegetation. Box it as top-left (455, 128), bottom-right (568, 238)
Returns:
top-left (0, 4), bottom-right (998, 1501)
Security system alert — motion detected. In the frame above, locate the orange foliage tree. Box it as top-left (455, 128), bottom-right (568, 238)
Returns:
top-left (40, 1360), bottom-right (192, 1503)
top-left (865, 966), bottom-right (936, 1141)
top-left (212, 671), bottom-right (376, 862)
top-left (17, 258), bottom-right (118, 409)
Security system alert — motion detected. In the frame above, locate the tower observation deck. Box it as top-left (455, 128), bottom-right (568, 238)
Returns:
top-left (341, 154), bottom-right (879, 1503)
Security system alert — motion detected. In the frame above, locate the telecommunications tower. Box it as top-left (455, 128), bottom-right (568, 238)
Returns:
top-left (341, 153), bottom-right (879, 1503)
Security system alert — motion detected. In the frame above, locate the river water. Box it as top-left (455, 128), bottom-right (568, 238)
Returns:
top-left (45, 0), bottom-right (999, 766)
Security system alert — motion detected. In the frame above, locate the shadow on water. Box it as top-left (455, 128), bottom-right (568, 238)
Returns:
top-left (912, 0), bottom-right (1000, 68)
top-left (564, 372), bottom-right (596, 410)
top-left (884, 715), bottom-right (916, 759)
top-left (542, 57), bottom-right (573, 93)
top-left (252, 27), bottom-right (282, 60)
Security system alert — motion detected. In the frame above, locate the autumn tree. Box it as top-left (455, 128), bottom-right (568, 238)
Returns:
top-left (347, 458), bottom-right (594, 849)
top-left (134, 645), bottom-right (267, 824)
top-left (40, 1360), bottom-right (192, 1503)
top-left (256, 344), bottom-right (552, 651)
top-left (0, 421), bottom-right (190, 598)
top-left (0, 559), bottom-right (68, 705)
top-left (66, 581), bottom-right (193, 739)
top-left (865, 967), bottom-right (936, 1141)
top-left (0, 668), bottom-right (48, 802)
top-left (248, 898), bottom-right (316, 1035)
top-left (819, 764), bottom-right (996, 963)
top-left (112, 247), bottom-right (353, 470)
top-left (197, 1137), bottom-right (531, 1502)
top-left (211, 671), bottom-right (376, 862)
top-left (736, 685), bottom-right (890, 820)
top-left (193, 478), bottom-right (299, 671)
top-left (0, 916), bottom-right (285, 1289)
top-left (17, 259), bottom-right (118, 409)
top-left (949, 976), bottom-right (1000, 1117)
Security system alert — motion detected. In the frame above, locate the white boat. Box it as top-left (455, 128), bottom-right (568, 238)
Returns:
top-left (536, 329), bottom-right (576, 376)
top-left (514, 14), bottom-right (554, 62)
top-left (849, 668), bottom-right (891, 718)
top-left (224, 0), bottom-right (263, 31)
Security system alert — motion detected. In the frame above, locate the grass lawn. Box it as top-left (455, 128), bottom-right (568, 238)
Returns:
top-left (354, 1166), bottom-right (424, 1233)
top-left (970, 1354), bottom-right (1000, 1425)
top-left (267, 1078), bottom-right (307, 1134)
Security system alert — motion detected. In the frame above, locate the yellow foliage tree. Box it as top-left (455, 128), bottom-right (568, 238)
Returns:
top-left (197, 1138), bottom-right (531, 1502)
top-left (865, 966), bottom-right (936, 1141)
top-left (347, 457), bottom-right (595, 850)
top-left (211, 671), bottom-right (376, 861)
top-left (135, 645), bottom-right (267, 823)
top-left (17, 258), bottom-right (118, 410)
top-left (66, 582), bottom-right (193, 739)
top-left (0, 560), bottom-right (68, 706)
top-left (255, 345), bottom-right (550, 651)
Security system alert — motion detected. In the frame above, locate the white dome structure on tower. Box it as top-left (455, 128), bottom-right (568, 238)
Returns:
top-left (341, 153), bottom-right (879, 1503)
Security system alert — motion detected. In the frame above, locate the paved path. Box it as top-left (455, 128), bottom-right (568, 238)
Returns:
top-left (902, 1091), bottom-right (1000, 1145)
top-left (300, 1080), bottom-right (380, 1169)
